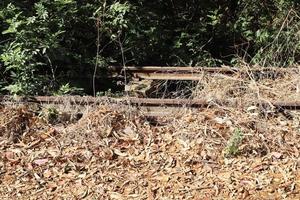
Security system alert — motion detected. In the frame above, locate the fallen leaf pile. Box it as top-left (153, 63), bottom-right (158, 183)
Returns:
top-left (0, 105), bottom-right (54, 143)
top-left (1, 102), bottom-right (300, 199)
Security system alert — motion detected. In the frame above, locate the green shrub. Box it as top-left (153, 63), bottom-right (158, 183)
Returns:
top-left (0, 0), bottom-right (299, 95)
top-left (224, 128), bottom-right (244, 158)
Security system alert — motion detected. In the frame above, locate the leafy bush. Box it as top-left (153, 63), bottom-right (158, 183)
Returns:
top-left (0, 1), bottom-right (77, 94)
top-left (0, 0), bottom-right (299, 95)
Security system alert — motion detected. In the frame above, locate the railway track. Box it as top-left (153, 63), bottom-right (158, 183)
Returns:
top-left (0, 67), bottom-right (299, 115)
top-left (109, 66), bottom-right (300, 80)
top-left (109, 66), bottom-right (300, 97)
top-left (109, 66), bottom-right (300, 73)
top-left (1, 96), bottom-right (300, 110)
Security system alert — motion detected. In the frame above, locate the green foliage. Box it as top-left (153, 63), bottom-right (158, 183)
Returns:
top-left (251, 9), bottom-right (300, 66)
top-left (96, 89), bottom-right (123, 98)
top-left (54, 83), bottom-right (83, 96)
top-left (0, 0), bottom-right (299, 95)
top-left (232, 1), bottom-right (300, 66)
top-left (224, 129), bottom-right (244, 158)
top-left (39, 107), bottom-right (59, 124)
top-left (0, 1), bottom-right (77, 95)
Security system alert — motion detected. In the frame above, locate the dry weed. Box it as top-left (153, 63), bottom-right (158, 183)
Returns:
top-left (192, 68), bottom-right (300, 106)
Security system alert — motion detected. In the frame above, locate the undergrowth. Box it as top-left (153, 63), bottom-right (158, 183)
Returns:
top-left (224, 128), bottom-right (244, 158)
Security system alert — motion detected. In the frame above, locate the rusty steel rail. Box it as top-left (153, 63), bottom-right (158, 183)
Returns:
top-left (0, 96), bottom-right (109, 105)
top-left (133, 73), bottom-right (205, 80)
top-left (128, 98), bottom-right (300, 110)
top-left (109, 66), bottom-right (300, 73)
top-left (1, 96), bottom-right (300, 110)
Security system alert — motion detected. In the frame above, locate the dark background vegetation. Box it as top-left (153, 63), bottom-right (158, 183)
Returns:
top-left (0, 0), bottom-right (299, 95)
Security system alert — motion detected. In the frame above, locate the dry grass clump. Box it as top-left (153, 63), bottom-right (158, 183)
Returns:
top-left (192, 67), bottom-right (299, 105)
top-left (64, 104), bottom-right (147, 145)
